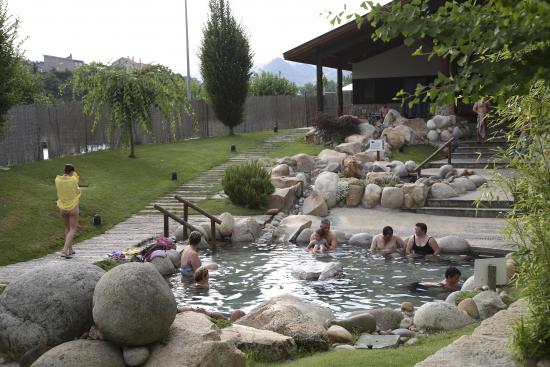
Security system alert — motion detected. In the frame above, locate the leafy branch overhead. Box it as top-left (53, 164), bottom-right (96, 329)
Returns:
top-left (69, 63), bottom-right (191, 158)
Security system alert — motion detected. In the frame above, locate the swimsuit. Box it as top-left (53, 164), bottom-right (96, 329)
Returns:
top-left (412, 235), bottom-right (435, 255)
top-left (314, 239), bottom-right (327, 250)
top-left (180, 260), bottom-right (194, 275)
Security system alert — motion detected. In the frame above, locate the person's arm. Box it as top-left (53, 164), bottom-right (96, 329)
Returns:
top-left (190, 253), bottom-right (202, 272)
top-left (428, 238), bottom-right (441, 255)
top-left (396, 236), bottom-right (406, 250)
top-left (405, 237), bottom-right (413, 254)
top-left (370, 235), bottom-right (377, 252)
top-left (307, 239), bottom-right (316, 250)
top-left (329, 232), bottom-right (337, 250)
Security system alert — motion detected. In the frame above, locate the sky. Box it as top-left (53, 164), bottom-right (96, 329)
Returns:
top-left (9, 0), bottom-right (378, 79)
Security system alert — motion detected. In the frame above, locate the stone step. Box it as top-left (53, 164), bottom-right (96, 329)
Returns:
top-left (408, 206), bottom-right (510, 218)
top-left (451, 152), bottom-right (497, 159)
top-left (429, 159), bottom-right (507, 168)
top-left (426, 198), bottom-right (513, 209)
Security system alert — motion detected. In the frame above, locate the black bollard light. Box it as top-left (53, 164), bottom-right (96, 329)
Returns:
top-left (273, 122), bottom-right (279, 133)
top-left (92, 214), bottom-right (102, 226)
top-left (231, 144), bottom-right (236, 153)
top-left (171, 171), bottom-right (178, 181)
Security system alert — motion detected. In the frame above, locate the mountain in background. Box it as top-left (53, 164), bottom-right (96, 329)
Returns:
top-left (256, 57), bottom-right (351, 86)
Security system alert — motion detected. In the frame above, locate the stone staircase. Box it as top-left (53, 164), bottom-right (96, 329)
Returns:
top-left (140, 128), bottom-right (308, 216)
top-left (429, 138), bottom-right (508, 169)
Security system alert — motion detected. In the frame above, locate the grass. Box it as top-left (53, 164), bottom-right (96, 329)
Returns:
top-left (94, 259), bottom-right (123, 272)
top-left (0, 130), bottom-right (284, 266)
top-left (249, 324), bottom-right (478, 367)
top-left (392, 144), bottom-right (445, 164)
top-left (454, 290), bottom-right (481, 305)
top-left (267, 136), bottom-right (325, 158)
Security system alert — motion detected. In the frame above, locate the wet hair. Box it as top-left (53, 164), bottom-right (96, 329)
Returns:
top-left (194, 266), bottom-right (209, 282)
top-left (320, 219), bottom-right (331, 226)
top-left (382, 226), bottom-right (393, 236)
top-left (415, 223), bottom-right (428, 233)
top-left (64, 164), bottom-right (75, 174)
top-left (315, 228), bottom-right (326, 237)
top-left (189, 231), bottom-right (202, 246)
top-left (445, 267), bottom-right (461, 279)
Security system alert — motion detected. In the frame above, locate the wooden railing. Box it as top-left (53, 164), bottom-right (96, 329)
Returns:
top-left (154, 204), bottom-right (201, 237)
top-left (415, 137), bottom-right (455, 178)
top-left (174, 195), bottom-right (221, 243)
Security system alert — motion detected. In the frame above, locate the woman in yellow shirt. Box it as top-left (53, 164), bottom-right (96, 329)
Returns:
top-left (55, 164), bottom-right (81, 258)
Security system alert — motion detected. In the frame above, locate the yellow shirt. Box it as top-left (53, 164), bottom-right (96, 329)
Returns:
top-left (55, 173), bottom-right (81, 211)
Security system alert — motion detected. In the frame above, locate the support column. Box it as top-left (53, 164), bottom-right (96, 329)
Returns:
top-left (337, 66), bottom-right (343, 116)
top-left (316, 55), bottom-right (324, 112)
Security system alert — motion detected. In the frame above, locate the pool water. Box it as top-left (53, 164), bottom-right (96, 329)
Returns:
top-left (169, 233), bottom-right (481, 317)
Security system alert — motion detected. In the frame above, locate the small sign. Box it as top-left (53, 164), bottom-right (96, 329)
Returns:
top-left (369, 139), bottom-right (384, 151)
top-left (473, 257), bottom-right (507, 287)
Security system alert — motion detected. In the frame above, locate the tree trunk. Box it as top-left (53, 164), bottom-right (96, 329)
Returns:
top-left (229, 126), bottom-right (234, 135)
top-left (129, 121), bottom-right (136, 158)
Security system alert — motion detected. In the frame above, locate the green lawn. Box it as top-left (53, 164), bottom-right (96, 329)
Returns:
top-left (267, 136), bottom-right (325, 159)
top-left (392, 144), bottom-right (445, 164)
top-left (249, 324), bottom-right (477, 367)
top-left (0, 130), bottom-right (282, 266)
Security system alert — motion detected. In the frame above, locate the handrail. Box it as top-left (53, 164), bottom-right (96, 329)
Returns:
top-left (415, 137), bottom-right (455, 178)
top-left (174, 195), bottom-right (221, 224)
top-left (154, 204), bottom-right (201, 237)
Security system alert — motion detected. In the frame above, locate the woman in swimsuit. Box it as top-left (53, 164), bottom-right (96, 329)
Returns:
top-left (405, 222), bottom-right (441, 255)
top-left (180, 231), bottom-right (219, 276)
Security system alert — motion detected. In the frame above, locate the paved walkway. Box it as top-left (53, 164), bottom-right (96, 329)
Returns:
top-left (416, 299), bottom-right (528, 367)
top-left (0, 129), bottom-right (307, 285)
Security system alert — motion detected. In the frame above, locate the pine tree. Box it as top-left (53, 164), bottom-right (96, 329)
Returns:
top-left (199, 0), bottom-right (253, 135)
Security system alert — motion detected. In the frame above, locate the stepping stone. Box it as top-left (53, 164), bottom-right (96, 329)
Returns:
top-left (355, 334), bottom-right (400, 349)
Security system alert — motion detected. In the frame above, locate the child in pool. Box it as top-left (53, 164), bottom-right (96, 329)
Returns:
top-left (307, 229), bottom-right (328, 253)
top-left (192, 266), bottom-right (209, 289)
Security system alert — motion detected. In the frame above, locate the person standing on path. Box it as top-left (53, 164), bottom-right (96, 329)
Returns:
top-left (55, 164), bottom-right (81, 258)
top-left (473, 98), bottom-right (491, 143)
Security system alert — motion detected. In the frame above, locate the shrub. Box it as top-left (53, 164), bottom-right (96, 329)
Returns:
top-left (348, 179), bottom-right (366, 187)
top-left (312, 113), bottom-right (360, 143)
top-left (336, 181), bottom-right (349, 203)
top-left (222, 161), bottom-right (274, 209)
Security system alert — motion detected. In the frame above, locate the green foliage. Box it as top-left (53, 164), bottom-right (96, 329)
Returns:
top-left (222, 161), bottom-right (274, 209)
top-left (249, 71), bottom-right (298, 96)
top-left (94, 259), bottom-right (122, 272)
top-left (69, 63), bottom-right (190, 157)
top-left (299, 82), bottom-right (316, 97)
top-left (199, 0), bottom-right (253, 135)
top-left (392, 145), bottom-right (444, 164)
top-left (347, 179), bottom-right (366, 187)
top-left (312, 113), bottom-right (360, 144)
top-left (0, 1), bottom-right (45, 130)
top-left (336, 181), bottom-right (349, 203)
top-left (493, 81), bottom-right (550, 361)
top-left (210, 318), bottom-right (232, 329)
top-left (454, 290), bottom-right (480, 306)
top-left (41, 69), bottom-right (73, 101)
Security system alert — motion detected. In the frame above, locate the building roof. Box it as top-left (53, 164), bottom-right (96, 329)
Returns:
top-left (43, 54), bottom-right (84, 63)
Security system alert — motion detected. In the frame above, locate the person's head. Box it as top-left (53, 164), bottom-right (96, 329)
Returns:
top-left (445, 267), bottom-right (461, 285)
top-left (315, 228), bottom-right (325, 239)
top-left (194, 266), bottom-right (209, 283)
top-left (189, 231), bottom-right (202, 246)
top-left (382, 226), bottom-right (393, 241)
top-left (64, 164), bottom-right (75, 175)
top-left (414, 223), bottom-right (428, 236)
top-left (320, 219), bottom-right (331, 232)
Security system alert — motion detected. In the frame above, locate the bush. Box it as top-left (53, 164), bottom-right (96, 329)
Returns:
top-left (312, 113), bottom-right (360, 144)
top-left (336, 181), bottom-right (349, 203)
top-left (222, 161), bottom-right (274, 209)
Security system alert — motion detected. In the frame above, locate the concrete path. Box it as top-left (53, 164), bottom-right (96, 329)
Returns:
top-left (0, 129), bottom-right (307, 285)
top-left (415, 299), bottom-right (528, 367)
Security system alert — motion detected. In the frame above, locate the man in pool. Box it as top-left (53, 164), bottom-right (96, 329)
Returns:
top-left (370, 226), bottom-right (406, 254)
top-left (309, 219), bottom-right (338, 250)
top-left (410, 267), bottom-right (462, 292)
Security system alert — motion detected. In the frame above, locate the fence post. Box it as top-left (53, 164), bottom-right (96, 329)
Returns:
top-left (183, 204), bottom-right (189, 239)
top-left (163, 214), bottom-right (169, 237)
top-left (210, 220), bottom-right (216, 247)
top-left (448, 145), bottom-right (452, 165)
top-left (488, 265), bottom-right (497, 290)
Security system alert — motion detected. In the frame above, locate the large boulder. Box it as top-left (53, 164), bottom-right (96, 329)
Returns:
top-left (461, 276), bottom-right (476, 291)
top-left (366, 172), bottom-right (399, 186)
top-left (271, 176), bottom-right (303, 190)
top-left (272, 215), bottom-right (314, 243)
top-left (292, 262), bottom-right (342, 281)
top-left (319, 262), bottom-right (344, 281)
top-left (402, 183), bottom-right (429, 208)
top-left (146, 312), bottom-right (245, 367)
top-left (345, 184), bottom-right (365, 207)
top-left (335, 142), bottom-right (362, 156)
top-left (381, 128), bottom-right (406, 150)
top-left (438, 235), bottom-right (471, 253)
top-left (472, 291), bottom-right (507, 320)
top-left (400, 118), bottom-right (428, 140)
top-left (271, 164), bottom-right (290, 177)
top-left (93, 263), bottom-right (177, 346)
top-left (327, 325), bottom-right (353, 344)
top-left (362, 183), bottom-right (382, 208)
top-left (302, 191), bottom-right (329, 217)
top-left (267, 187), bottom-right (297, 213)
top-left (438, 164), bottom-right (456, 178)
top-left (318, 149), bottom-right (347, 165)
top-left (469, 175), bottom-right (488, 187)
top-left (218, 212), bottom-right (235, 237)
top-left (449, 179), bottom-right (467, 194)
top-left (440, 130), bottom-right (453, 142)
top-left (296, 228), bottom-right (314, 246)
top-left (331, 313), bottom-right (376, 333)
top-left (150, 256), bottom-right (177, 276)
top-left (314, 172), bottom-right (340, 208)
top-left (430, 183), bottom-right (458, 199)
top-left (221, 324), bottom-right (297, 362)
top-left (358, 122), bottom-right (376, 138)
top-left (430, 115), bottom-right (455, 129)
top-left (405, 160), bottom-right (418, 172)
top-left (32, 340), bottom-right (125, 367)
top-left (427, 130), bottom-right (439, 142)
top-left (354, 151), bottom-right (380, 165)
top-left (348, 233), bottom-right (373, 247)
top-left (232, 217), bottom-right (262, 243)
top-left (458, 298), bottom-right (480, 319)
top-left (350, 308), bottom-right (403, 331)
top-left (414, 302), bottom-right (475, 331)
top-left (123, 346), bottom-right (151, 367)
top-left (345, 134), bottom-right (370, 148)
top-left (393, 125), bottom-right (415, 144)
top-left (236, 294), bottom-right (334, 352)
top-left (292, 154), bottom-right (315, 173)
top-left (380, 187), bottom-right (404, 209)
top-left (342, 156), bottom-right (364, 179)
top-left (0, 262), bottom-right (104, 359)
top-left (393, 164), bottom-right (409, 178)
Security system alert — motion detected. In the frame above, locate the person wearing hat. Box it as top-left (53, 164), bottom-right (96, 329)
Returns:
top-left (55, 164), bottom-right (80, 258)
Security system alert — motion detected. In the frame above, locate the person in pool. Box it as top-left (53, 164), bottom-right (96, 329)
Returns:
top-left (309, 219), bottom-right (338, 250)
top-left (411, 267), bottom-right (462, 292)
top-left (192, 266), bottom-right (209, 289)
top-left (405, 223), bottom-right (441, 256)
top-left (307, 228), bottom-right (328, 253)
top-left (180, 231), bottom-right (218, 276)
top-left (370, 226), bottom-right (406, 254)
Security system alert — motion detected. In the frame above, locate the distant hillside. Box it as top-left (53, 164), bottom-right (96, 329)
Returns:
top-left (256, 57), bottom-right (351, 86)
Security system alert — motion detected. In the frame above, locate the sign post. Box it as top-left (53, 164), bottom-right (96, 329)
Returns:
top-left (369, 139), bottom-right (384, 161)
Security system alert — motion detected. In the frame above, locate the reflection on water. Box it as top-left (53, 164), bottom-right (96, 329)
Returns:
top-left (169, 233), bottom-right (480, 317)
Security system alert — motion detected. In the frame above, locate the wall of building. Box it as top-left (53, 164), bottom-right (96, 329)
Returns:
top-left (43, 56), bottom-right (83, 71)
top-left (352, 44), bottom-right (443, 79)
